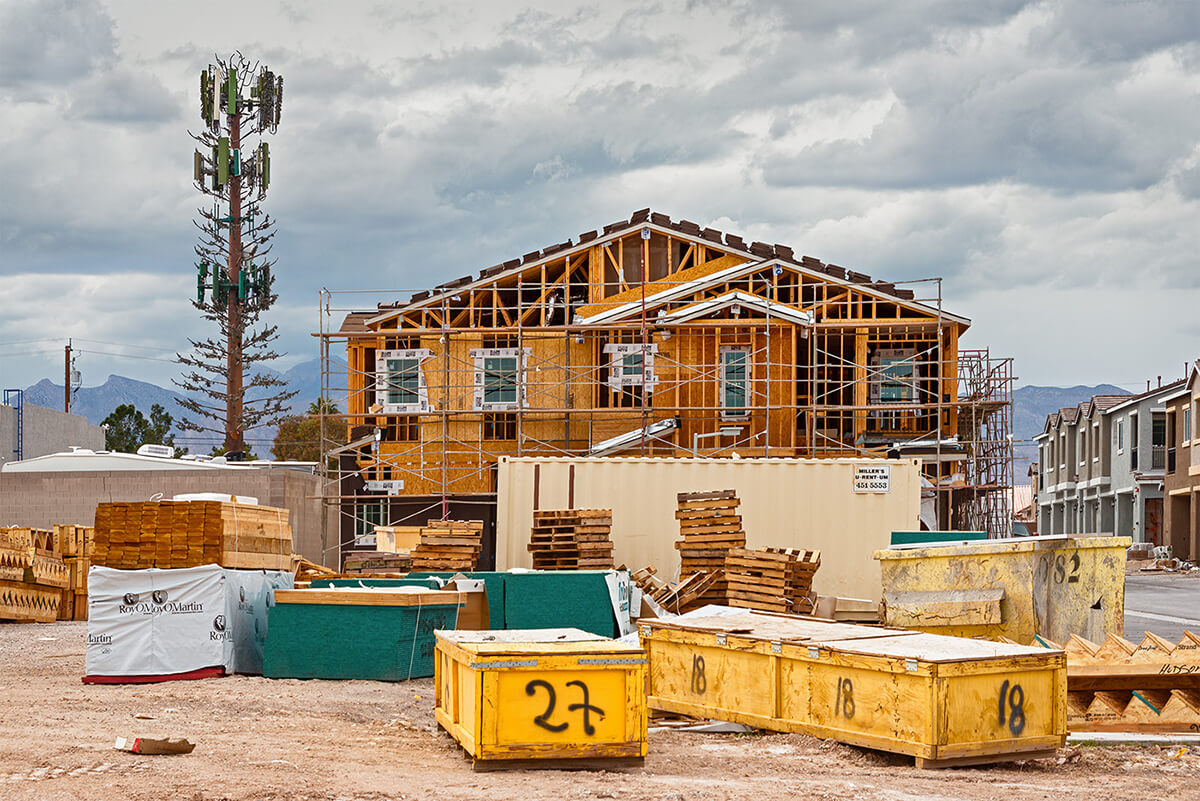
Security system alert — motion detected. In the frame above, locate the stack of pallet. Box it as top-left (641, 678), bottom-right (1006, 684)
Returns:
top-left (54, 524), bottom-right (93, 621)
top-left (674, 490), bottom-right (745, 606)
top-left (93, 500), bottom-right (294, 571)
top-left (527, 509), bottom-right (614, 570)
top-left (724, 547), bottom-right (821, 614)
top-left (0, 527), bottom-right (67, 622)
top-left (410, 520), bottom-right (483, 571)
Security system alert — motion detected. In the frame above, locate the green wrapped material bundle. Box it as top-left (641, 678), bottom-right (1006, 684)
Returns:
top-left (263, 588), bottom-right (465, 681)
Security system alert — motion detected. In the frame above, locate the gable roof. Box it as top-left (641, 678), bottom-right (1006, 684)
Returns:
top-left (652, 290), bottom-right (815, 326)
top-left (365, 209), bottom-right (971, 329)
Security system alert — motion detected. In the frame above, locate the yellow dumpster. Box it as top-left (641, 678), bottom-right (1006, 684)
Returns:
top-left (873, 535), bottom-right (1131, 643)
top-left (434, 628), bottom-right (647, 769)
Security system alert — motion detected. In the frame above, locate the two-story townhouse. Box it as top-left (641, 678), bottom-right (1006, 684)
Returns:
top-left (1164, 362), bottom-right (1200, 559)
top-left (1038, 382), bottom-right (1182, 543)
top-left (1105, 380), bottom-right (1180, 546)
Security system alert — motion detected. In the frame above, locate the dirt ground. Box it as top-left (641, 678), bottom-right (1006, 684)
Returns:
top-left (4, 622), bottom-right (1200, 801)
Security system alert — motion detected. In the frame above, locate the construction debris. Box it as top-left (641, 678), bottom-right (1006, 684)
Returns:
top-left (675, 490), bottom-right (745, 606)
top-left (528, 509), bottom-right (614, 570)
top-left (93, 500), bottom-right (294, 571)
top-left (410, 520), bottom-right (484, 571)
top-left (632, 566), bottom-right (721, 614)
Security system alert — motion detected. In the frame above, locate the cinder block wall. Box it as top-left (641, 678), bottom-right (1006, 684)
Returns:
top-left (0, 469), bottom-right (335, 566)
top-left (0, 403), bottom-right (105, 468)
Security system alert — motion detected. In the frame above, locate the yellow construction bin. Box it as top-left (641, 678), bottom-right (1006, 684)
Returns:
top-left (640, 611), bottom-right (1066, 768)
top-left (874, 535), bottom-right (1131, 643)
top-left (434, 628), bottom-right (647, 769)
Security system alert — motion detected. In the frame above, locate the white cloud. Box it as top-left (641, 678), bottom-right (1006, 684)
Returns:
top-left (1, 0), bottom-right (1198, 395)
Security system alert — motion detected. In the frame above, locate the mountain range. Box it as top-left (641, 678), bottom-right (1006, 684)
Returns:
top-left (1011, 384), bottom-right (1131, 480)
top-left (20, 367), bottom-right (1124, 470)
top-left (21, 358), bottom-right (336, 454)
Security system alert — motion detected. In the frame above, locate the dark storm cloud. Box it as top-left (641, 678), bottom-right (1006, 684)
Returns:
top-left (0, 0), bottom-right (117, 89)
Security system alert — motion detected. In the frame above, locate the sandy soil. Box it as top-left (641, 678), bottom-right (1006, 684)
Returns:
top-left (3, 622), bottom-right (1200, 801)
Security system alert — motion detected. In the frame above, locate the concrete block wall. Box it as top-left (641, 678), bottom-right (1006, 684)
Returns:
top-left (0, 402), bottom-right (105, 468)
top-left (0, 468), bottom-right (336, 566)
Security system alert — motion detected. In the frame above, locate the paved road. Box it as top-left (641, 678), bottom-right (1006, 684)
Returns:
top-left (1124, 573), bottom-right (1200, 643)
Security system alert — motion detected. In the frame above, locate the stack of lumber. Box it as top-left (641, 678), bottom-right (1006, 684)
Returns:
top-left (675, 490), bottom-right (745, 606)
top-left (1024, 631), bottom-right (1200, 732)
top-left (343, 551), bottom-right (413, 574)
top-left (724, 547), bottom-right (820, 614)
top-left (55, 524), bottom-right (93, 621)
top-left (0, 527), bottom-right (66, 623)
top-left (527, 509), bottom-right (614, 569)
top-left (411, 520), bottom-right (483, 571)
top-left (93, 500), bottom-right (293, 571)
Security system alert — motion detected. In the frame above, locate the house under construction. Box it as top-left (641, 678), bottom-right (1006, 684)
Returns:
top-left (317, 209), bottom-right (1013, 563)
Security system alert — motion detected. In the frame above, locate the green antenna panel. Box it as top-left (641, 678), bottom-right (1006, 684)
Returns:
top-left (217, 137), bottom-right (230, 186)
top-left (226, 67), bottom-right (238, 114)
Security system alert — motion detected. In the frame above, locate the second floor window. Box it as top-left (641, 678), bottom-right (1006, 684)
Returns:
top-left (375, 349), bottom-right (431, 413)
top-left (720, 346), bottom-right (750, 417)
top-left (471, 347), bottom-right (528, 411)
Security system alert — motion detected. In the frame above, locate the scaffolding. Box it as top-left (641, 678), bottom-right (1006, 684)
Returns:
top-left (312, 217), bottom-right (1015, 563)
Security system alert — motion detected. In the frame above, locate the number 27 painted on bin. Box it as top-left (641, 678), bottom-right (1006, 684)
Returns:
top-left (525, 679), bottom-right (606, 736)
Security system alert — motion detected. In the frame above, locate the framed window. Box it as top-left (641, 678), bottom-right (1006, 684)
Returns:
top-left (483, 412), bottom-right (517, 440)
top-left (1116, 418), bottom-right (1124, 453)
top-left (354, 501), bottom-right (385, 547)
top-left (1187, 406), bottom-right (1193, 443)
top-left (719, 346), bottom-right (750, 417)
top-left (869, 348), bottom-right (917, 404)
top-left (375, 348), bottom-right (432, 413)
top-left (471, 347), bottom-right (529, 411)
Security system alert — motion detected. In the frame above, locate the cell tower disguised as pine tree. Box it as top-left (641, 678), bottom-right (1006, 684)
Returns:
top-left (176, 53), bottom-right (296, 458)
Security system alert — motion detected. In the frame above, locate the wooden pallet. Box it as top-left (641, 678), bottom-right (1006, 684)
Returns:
top-left (675, 490), bottom-right (745, 606)
top-left (528, 509), bottom-right (614, 570)
top-left (409, 520), bottom-right (483, 571)
top-left (723, 547), bottom-right (821, 615)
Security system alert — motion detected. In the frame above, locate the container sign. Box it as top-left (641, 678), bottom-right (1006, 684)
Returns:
top-left (853, 464), bottom-right (891, 494)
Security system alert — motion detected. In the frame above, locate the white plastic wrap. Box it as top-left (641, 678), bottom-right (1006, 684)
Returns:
top-left (85, 565), bottom-right (292, 678)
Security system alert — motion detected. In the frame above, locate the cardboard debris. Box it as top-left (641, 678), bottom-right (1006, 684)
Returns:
top-left (114, 736), bottom-right (195, 755)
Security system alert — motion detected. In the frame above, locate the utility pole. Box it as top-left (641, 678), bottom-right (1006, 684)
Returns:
top-left (64, 340), bottom-right (71, 413)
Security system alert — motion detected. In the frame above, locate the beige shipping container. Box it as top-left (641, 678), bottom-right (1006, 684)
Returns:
top-left (496, 456), bottom-right (921, 603)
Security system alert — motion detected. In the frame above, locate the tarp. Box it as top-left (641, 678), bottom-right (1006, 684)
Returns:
top-left (85, 565), bottom-right (293, 680)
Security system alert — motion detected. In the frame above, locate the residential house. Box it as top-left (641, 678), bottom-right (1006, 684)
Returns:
top-left (1164, 363), bottom-right (1200, 559)
top-left (1036, 381), bottom-right (1178, 543)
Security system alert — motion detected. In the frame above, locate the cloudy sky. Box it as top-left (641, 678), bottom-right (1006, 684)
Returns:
top-left (2, 0), bottom-right (1199, 396)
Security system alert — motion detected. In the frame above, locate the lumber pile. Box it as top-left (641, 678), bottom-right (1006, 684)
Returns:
top-left (527, 509), bottom-right (614, 570)
top-left (343, 551), bottom-right (413, 574)
top-left (674, 490), bottom-right (745, 606)
top-left (55, 524), bottom-right (94, 621)
top-left (93, 500), bottom-right (293, 571)
top-left (724, 547), bottom-right (820, 614)
top-left (411, 520), bottom-right (483, 571)
top-left (0, 527), bottom-right (66, 622)
top-left (1024, 631), bottom-right (1200, 733)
